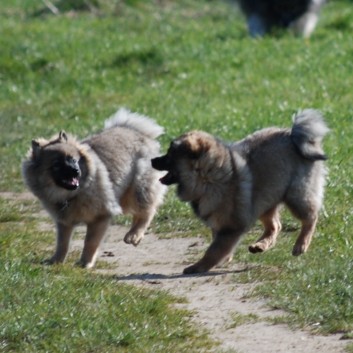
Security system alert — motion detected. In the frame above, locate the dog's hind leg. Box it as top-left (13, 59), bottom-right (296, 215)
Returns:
top-left (249, 206), bottom-right (282, 254)
top-left (214, 229), bottom-right (233, 266)
top-left (79, 216), bottom-right (111, 269)
top-left (183, 227), bottom-right (245, 274)
top-left (285, 196), bottom-right (320, 256)
top-left (292, 214), bottom-right (318, 256)
top-left (124, 209), bottom-right (156, 246)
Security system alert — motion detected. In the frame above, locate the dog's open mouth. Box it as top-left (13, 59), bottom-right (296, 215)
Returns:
top-left (159, 171), bottom-right (177, 185)
top-left (152, 156), bottom-right (178, 185)
top-left (61, 176), bottom-right (80, 190)
top-left (52, 166), bottom-right (81, 190)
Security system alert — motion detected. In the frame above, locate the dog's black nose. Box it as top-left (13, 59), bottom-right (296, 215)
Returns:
top-left (65, 156), bottom-right (80, 176)
top-left (151, 156), bottom-right (169, 171)
top-left (151, 157), bottom-right (159, 169)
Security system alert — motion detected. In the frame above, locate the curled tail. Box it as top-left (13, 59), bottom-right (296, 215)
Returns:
top-left (104, 108), bottom-right (164, 139)
top-left (291, 109), bottom-right (329, 161)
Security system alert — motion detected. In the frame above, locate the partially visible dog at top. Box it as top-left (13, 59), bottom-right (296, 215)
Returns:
top-left (233, 0), bottom-right (326, 38)
top-left (22, 108), bottom-right (167, 269)
top-left (152, 109), bottom-right (329, 274)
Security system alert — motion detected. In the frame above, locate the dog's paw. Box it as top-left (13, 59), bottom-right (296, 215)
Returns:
top-left (41, 258), bottom-right (56, 266)
top-left (292, 244), bottom-right (307, 256)
top-left (248, 243), bottom-right (266, 253)
top-left (183, 264), bottom-right (207, 275)
top-left (183, 265), bottom-right (198, 274)
top-left (124, 233), bottom-right (143, 247)
top-left (249, 237), bottom-right (277, 253)
top-left (75, 259), bottom-right (95, 269)
top-left (41, 256), bottom-right (63, 265)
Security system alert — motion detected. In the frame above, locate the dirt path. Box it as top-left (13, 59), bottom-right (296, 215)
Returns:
top-left (79, 225), bottom-right (347, 353)
top-left (2, 192), bottom-right (348, 353)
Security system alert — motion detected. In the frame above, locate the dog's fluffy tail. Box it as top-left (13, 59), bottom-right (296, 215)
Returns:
top-left (291, 109), bottom-right (329, 161)
top-left (104, 108), bottom-right (164, 139)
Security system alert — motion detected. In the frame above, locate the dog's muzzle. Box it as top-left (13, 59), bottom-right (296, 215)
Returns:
top-left (151, 156), bottom-right (178, 185)
top-left (51, 157), bottom-right (81, 190)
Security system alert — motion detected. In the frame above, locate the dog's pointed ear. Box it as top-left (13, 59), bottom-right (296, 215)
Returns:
top-left (170, 138), bottom-right (201, 159)
top-left (31, 139), bottom-right (42, 160)
top-left (59, 131), bottom-right (68, 142)
top-left (171, 140), bottom-right (182, 149)
top-left (183, 132), bottom-right (212, 158)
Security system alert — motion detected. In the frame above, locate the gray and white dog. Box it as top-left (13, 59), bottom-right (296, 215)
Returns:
top-left (152, 110), bottom-right (329, 274)
top-left (23, 108), bottom-right (166, 268)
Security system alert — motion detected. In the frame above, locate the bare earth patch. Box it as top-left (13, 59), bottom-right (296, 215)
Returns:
top-left (3, 193), bottom-right (348, 353)
top-left (78, 225), bottom-right (347, 353)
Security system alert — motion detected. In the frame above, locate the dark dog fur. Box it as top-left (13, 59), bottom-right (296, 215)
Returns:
top-left (235, 0), bottom-right (325, 37)
top-left (152, 109), bottom-right (328, 274)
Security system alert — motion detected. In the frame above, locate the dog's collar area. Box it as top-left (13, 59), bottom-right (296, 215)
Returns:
top-left (191, 199), bottom-right (212, 222)
top-left (56, 200), bottom-right (69, 212)
top-left (56, 196), bottom-right (76, 212)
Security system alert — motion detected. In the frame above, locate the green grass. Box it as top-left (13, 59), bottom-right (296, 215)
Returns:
top-left (1, 0), bottom-right (353, 350)
top-left (228, 312), bottom-right (259, 329)
top-left (0, 263), bottom-right (205, 353)
top-left (0, 197), bottom-right (212, 352)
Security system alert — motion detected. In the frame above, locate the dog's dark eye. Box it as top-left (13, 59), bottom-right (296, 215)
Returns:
top-left (65, 155), bottom-right (76, 163)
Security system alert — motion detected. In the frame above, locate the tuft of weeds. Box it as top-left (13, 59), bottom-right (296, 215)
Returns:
top-left (228, 312), bottom-right (259, 329)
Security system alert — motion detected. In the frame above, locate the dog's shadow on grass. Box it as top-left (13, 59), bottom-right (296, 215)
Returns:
top-left (113, 266), bottom-right (256, 283)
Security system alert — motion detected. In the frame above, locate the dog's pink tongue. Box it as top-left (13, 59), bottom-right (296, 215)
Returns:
top-left (70, 178), bottom-right (79, 187)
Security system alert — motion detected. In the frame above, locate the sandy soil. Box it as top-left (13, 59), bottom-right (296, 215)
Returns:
top-left (2, 192), bottom-right (349, 353)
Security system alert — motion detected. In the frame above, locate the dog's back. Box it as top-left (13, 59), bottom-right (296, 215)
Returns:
top-left (104, 107), bottom-right (164, 139)
top-left (234, 110), bottom-right (328, 217)
top-left (84, 109), bottom-right (162, 178)
top-left (87, 108), bottom-right (162, 157)
top-left (236, 109), bottom-right (328, 163)
top-left (83, 108), bottom-right (165, 210)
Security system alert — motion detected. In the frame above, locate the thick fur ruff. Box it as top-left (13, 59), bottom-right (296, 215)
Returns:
top-left (152, 109), bottom-right (328, 274)
top-left (23, 108), bottom-right (166, 268)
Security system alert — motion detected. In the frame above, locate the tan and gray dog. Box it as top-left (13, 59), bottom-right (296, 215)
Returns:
top-left (23, 108), bottom-right (166, 268)
top-left (152, 109), bottom-right (329, 274)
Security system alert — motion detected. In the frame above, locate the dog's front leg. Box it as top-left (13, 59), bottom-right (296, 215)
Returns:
top-left (123, 210), bottom-right (156, 246)
top-left (44, 222), bottom-right (74, 265)
top-left (79, 216), bottom-right (111, 269)
top-left (183, 227), bottom-right (245, 274)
